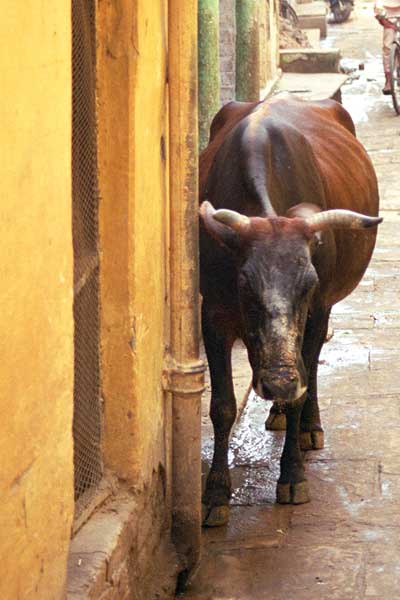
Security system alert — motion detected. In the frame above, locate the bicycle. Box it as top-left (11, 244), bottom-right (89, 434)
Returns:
top-left (376, 12), bottom-right (400, 115)
top-left (389, 17), bottom-right (400, 114)
top-left (327, 0), bottom-right (354, 24)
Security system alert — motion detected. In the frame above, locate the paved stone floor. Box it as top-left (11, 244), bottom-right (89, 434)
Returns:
top-left (182, 3), bottom-right (400, 599)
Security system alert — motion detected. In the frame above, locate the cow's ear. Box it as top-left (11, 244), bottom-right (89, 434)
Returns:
top-left (200, 201), bottom-right (243, 250)
top-left (286, 202), bottom-right (322, 220)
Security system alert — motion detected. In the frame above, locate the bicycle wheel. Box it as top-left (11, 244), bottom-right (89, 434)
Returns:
top-left (331, 2), bottom-right (353, 23)
top-left (390, 42), bottom-right (400, 115)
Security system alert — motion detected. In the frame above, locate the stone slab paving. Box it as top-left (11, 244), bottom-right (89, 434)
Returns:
top-left (277, 72), bottom-right (348, 99)
top-left (183, 3), bottom-right (400, 598)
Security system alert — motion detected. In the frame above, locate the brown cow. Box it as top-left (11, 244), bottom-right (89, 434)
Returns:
top-left (199, 93), bottom-right (382, 527)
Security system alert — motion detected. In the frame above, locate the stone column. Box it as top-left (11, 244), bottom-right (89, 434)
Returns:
top-left (198, 0), bottom-right (220, 150)
top-left (235, 0), bottom-right (265, 101)
top-left (219, 0), bottom-right (236, 105)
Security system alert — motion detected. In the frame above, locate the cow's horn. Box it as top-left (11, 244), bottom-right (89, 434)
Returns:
top-left (213, 209), bottom-right (251, 231)
top-left (305, 209), bottom-right (383, 231)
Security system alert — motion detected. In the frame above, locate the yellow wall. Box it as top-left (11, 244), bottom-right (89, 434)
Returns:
top-left (0, 0), bottom-right (198, 596)
top-left (0, 2), bottom-right (74, 599)
top-left (98, 0), bottom-right (170, 488)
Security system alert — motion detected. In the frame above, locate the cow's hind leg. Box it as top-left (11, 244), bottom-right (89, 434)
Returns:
top-left (300, 308), bottom-right (331, 451)
top-left (202, 306), bottom-right (236, 527)
top-left (277, 403), bottom-right (310, 504)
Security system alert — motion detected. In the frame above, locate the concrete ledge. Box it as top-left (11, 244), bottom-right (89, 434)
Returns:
top-left (280, 48), bottom-right (341, 73)
top-left (67, 493), bottom-right (179, 600)
top-left (276, 72), bottom-right (349, 102)
top-left (298, 15), bottom-right (327, 37)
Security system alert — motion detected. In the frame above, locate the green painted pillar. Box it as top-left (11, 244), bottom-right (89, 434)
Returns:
top-left (235, 0), bottom-right (263, 101)
top-left (198, 0), bottom-right (220, 151)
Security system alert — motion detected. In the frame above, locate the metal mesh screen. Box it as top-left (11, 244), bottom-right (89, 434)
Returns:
top-left (72, 0), bottom-right (102, 510)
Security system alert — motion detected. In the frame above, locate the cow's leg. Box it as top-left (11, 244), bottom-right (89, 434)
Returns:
top-left (276, 403), bottom-right (310, 504)
top-left (202, 306), bottom-right (236, 527)
top-left (265, 403), bottom-right (287, 431)
top-left (300, 308), bottom-right (331, 451)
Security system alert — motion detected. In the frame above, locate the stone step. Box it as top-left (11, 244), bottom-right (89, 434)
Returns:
top-left (303, 27), bottom-right (321, 47)
top-left (276, 72), bottom-right (348, 102)
top-left (295, 1), bottom-right (327, 16)
top-left (295, 1), bottom-right (327, 37)
top-left (280, 48), bottom-right (340, 73)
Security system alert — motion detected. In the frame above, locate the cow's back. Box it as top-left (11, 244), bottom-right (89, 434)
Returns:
top-left (266, 97), bottom-right (380, 304)
top-left (199, 94), bottom-right (380, 307)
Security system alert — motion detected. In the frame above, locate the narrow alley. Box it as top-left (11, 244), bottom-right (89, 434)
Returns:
top-left (181, 2), bottom-right (400, 598)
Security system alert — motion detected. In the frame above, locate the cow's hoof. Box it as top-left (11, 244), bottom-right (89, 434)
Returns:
top-left (265, 411), bottom-right (286, 431)
top-left (300, 430), bottom-right (324, 450)
top-left (311, 430), bottom-right (324, 449)
top-left (276, 480), bottom-right (310, 505)
top-left (300, 432), bottom-right (313, 450)
top-left (202, 504), bottom-right (230, 527)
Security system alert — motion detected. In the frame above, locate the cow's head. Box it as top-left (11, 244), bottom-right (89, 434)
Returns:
top-left (200, 201), bottom-right (382, 406)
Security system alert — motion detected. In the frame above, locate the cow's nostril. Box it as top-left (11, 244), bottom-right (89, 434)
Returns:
top-left (260, 377), bottom-right (299, 400)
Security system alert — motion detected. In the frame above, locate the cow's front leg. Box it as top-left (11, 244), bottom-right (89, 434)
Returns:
top-left (202, 307), bottom-right (236, 527)
top-left (276, 403), bottom-right (310, 505)
top-left (300, 358), bottom-right (324, 450)
top-left (299, 308), bottom-right (331, 450)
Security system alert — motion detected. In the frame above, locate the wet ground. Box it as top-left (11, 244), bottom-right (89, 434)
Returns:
top-left (181, 3), bottom-right (400, 598)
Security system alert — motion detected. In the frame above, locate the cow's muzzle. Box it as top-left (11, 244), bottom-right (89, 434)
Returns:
top-left (255, 376), bottom-right (307, 405)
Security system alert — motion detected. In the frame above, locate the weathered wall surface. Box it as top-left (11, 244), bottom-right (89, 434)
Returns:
top-left (199, 0), bottom-right (220, 150)
top-left (219, 0), bottom-right (236, 104)
top-left (266, 0), bottom-right (280, 87)
top-left (218, 0), bottom-right (280, 105)
top-left (97, 0), bottom-right (169, 493)
top-left (0, 2), bottom-right (74, 598)
top-left (67, 0), bottom-right (178, 597)
top-left (1, 0), bottom-right (199, 596)
top-left (68, 492), bottom-right (178, 600)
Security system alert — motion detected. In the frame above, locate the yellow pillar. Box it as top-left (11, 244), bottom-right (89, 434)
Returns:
top-left (97, 0), bottom-right (170, 489)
